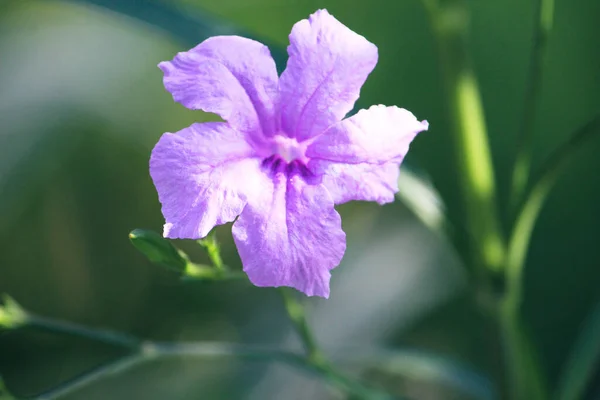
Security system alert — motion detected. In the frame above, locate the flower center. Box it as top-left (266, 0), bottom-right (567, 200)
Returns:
top-left (271, 135), bottom-right (308, 163)
top-left (261, 135), bottom-right (313, 179)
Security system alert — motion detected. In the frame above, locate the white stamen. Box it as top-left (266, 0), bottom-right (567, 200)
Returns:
top-left (272, 135), bottom-right (308, 163)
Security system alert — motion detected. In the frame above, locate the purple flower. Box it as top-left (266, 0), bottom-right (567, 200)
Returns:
top-left (150, 9), bottom-right (428, 298)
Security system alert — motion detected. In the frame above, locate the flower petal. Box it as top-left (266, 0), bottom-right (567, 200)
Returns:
top-left (150, 122), bottom-right (264, 239)
top-left (232, 173), bottom-right (346, 298)
top-left (158, 36), bottom-right (279, 139)
top-left (316, 162), bottom-right (401, 205)
top-left (279, 9), bottom-right (378, 141)
top-left (306, 105), bottom-right (428, 204)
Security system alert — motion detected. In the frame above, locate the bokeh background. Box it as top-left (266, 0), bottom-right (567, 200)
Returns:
top-left (0, 0), bottom-right (599, 399)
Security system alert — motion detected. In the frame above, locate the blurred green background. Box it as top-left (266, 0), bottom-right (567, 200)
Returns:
top-left (0, 0), bottom-right (599, 399)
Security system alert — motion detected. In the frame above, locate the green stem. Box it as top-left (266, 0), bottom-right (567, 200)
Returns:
top-left (182, 264), bottom-right (247, 281)
top-left (28, 315), bottom-right (140, 349)
top-left (427, 0), bottom-right (505, 273)
top-left (556, 299), bottom-right (600, 400)
top-left (18, 310), bottom-right (394, 400)
top-left (509, 0), bottom-right (555, 210)
top-left (278, 288), bottom-right (325, 364)
top-left (505, 114), bottom-right (600, 311)
top-left (31, 356), bottom-right (143, 400)
top-left (278, 288), bottom-right (395, 399)
top-left (198, 232), bottom-right (224, 271)
top-left (422, 1), bottom-right (547, 398)
top-left (29, 342), bottom-right (309, 400)
top-left (501, 114), bottom-right (600, 399)
top-left (4, 286), bottom-right (402, 400)
top-left (499, 303), bottom-right (547, 400)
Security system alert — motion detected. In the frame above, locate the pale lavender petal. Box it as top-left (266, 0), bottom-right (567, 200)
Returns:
top-left (232, 174), bottom-right (346, 298)
top-left (150, 122), bottom-right (265, 239)
top-left (307, 105), bottom-right (428, 204)
top-left (279, 9), bottom-right (378, 141)
top-left (316, 162), bottom-right (401, 205)
top-left (158, 36), bottom-right (279, 138)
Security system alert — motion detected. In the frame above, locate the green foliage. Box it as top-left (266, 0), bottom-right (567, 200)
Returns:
top-left (197, 232), bottom-right (225, 271)
top-left (557, 299), bottom-right (600, 400)
top-left (1, 0), bottom-right (599, 399)
top-left (130, 229), bottom-right (246, 281)
top-left (0, 295), bottom-right (27, 331)
top-left (129, 229), bottom-right (188, 273)
top-left (0, 377), bottom-right (17, 400)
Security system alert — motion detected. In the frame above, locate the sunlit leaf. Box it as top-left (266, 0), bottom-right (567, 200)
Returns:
top-left (0, 295), bottom-right (28, 330)
top-left (396, 166), bottom-right (446, 233)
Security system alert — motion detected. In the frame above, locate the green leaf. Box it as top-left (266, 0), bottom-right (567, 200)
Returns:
top-left (0, 376), bottom-right (17, 400)
top-left (65, 0), bottom-right (287, 69)
top-left (396, 166), bottom-right (446, 233)
top-left (556, 299), bottom-right (600, 400)
top-left (129, 229), bottom-right (188, 272)
top-left (396, 166), bottom-right (475, 273)
top-left (0, 295), bottom-right (28, 330)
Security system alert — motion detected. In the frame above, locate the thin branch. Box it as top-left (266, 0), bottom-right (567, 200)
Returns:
top-left (16, 308), bottom-right (396, 400)
top-left (278, 288), bottom-right (324, 363)
top-left (28, 341), bottom-right (312, 400)
top-left (278, 288), bottom-right (396, 399)
top-left (31, 356), bottom-right (143, 400)
top-left (28, 315), bottom-right (140, 350)
top-left (2, 294), bottom-right (498, 399)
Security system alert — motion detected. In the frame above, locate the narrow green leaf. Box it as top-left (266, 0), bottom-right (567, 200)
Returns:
top-left (502, 115), bottom-right (600, 400)
top-left (556, 300), bottom-right (600, 400)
